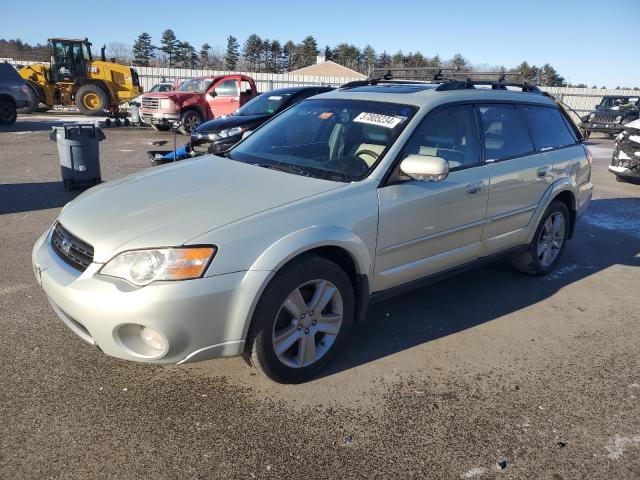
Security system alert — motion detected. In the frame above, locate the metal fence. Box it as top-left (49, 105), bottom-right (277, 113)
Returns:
top-left (8, 59), bottom-right (639, 116)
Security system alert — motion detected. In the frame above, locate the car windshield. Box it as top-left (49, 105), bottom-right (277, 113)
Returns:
top-left (236, 92), bottom-right (294, 116)
top-left (178, 78), bottom-right (214, 93)
top-left (600, 97), bottom-right (639, 109)
top-left (228, 98), bottom-right (416, 182)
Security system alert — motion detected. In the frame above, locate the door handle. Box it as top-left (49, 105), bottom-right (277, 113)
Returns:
top-left (537, 166), bottom-right (551, 178)
top-left (466, 182), bottom-right (483, 195)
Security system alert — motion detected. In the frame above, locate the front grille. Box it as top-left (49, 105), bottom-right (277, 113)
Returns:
top-left (141, 97), bottom-right (159, 110)
top-left (593, 113), bottom-right (618, 124)
top-left (51, 223), bottom-right (94, 272)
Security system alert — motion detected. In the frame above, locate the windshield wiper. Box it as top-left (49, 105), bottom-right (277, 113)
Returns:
top-left (254, 163), bottom-right (305, 175)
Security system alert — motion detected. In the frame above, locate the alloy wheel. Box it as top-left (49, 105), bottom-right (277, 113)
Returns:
top-left (272, 279), bottom-right (343, 368)
top-left (537, 212), bottom-right (565, 267)
top-left (184, 113), bottom-right (201, 132)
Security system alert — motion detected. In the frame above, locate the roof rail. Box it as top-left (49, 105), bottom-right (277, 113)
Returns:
top-left (435, 79), bottom-right (542, 94)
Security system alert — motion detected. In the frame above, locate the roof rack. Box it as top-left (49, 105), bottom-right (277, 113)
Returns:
top-left (435, 79), bottom-right (542, 94)
top-left (340, 67), bottom-right (543, 95)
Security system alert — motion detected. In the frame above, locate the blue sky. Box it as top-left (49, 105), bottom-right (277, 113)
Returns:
top-left (3, 0), bottom-right (639, 87)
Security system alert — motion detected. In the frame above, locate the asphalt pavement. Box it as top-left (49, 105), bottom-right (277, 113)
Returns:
top-left (1, 114), bottom-right (638, 479)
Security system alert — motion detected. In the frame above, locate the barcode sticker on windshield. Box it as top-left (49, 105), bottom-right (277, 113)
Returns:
top-left (354, 112), bottom-right (405, 128)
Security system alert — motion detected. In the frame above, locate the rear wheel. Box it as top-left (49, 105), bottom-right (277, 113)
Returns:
top-left (511, 201), bottom-right (570, 276)
top-left (76, 85), bottom-right (109, 116)
top-left (244, 255), bottom-right (354, 383)
top-left (0, 99), bottom-right (17, 125)
top-left (179, 109), bottom-right (202, 135)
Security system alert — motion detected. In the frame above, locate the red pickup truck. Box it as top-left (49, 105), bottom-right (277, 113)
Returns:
top-left (139, 74), bottom-right (258, 134)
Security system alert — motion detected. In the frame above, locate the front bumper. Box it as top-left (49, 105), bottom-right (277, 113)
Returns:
top-left (580, 121), bottom-right (623, 133)
top-left (140, 111), bottom-right (181, 126)
top-left (32, 227), bottom-right (272, 364)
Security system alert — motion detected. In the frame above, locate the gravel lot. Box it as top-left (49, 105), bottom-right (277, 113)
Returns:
top-left (1, 113), bottom-right (639, 479)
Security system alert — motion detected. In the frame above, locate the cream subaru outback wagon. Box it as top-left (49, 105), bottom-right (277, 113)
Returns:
top-left (32, 79), bottom-right (593, 383)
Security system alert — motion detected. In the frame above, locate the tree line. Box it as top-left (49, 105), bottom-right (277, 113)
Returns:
top-left (3, 34), bottom-right (639, 89)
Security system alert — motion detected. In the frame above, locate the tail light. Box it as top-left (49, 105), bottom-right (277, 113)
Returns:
top-left (583, 144), bottom-right (593, 182)
top-left (583, 144), bottom-right (593, 166)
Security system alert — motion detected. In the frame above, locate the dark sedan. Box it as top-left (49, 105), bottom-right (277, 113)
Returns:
top-left (190, 86), bottom-right (334, 154)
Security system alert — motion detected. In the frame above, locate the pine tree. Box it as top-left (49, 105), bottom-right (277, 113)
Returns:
top-left (160, 29), bottom-right (178, 67)
top-left (298, 36), bottom-right (319, 67)
top-left (225, 36), bottom-right (239, 70)
top-left (450, 53), bottom-right (470, 71)
top-left (362, 45), bottom-right (377, 76)
top-left (282, 40), bottom-right (298, 71)
top-left (132, 32), bottom-right (155, 66)
top-left (243, 34), bottom-right (263, 71)
top-left (268, 40), bottom-right (282, 73)
top-left (323, 45), bottom-right (332, 61)
top-left (199, 43), bottom-right (211, 68)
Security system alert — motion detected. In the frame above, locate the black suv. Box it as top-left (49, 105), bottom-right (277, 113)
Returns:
top-left (580, 95), bottom-right (639, 139)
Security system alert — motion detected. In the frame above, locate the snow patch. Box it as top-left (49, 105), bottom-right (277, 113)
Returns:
top-left (461, 467), bottom-right (487, 478)
top-left (547, 264), bottom-right (578, 281)
top-left (605, 434), bottom-right (640, 460)
top-left (584, 199), bottom-right (640, 239)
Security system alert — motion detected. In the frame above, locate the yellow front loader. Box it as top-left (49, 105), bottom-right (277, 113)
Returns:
top-left (18, 38), bottom-right (142, 116)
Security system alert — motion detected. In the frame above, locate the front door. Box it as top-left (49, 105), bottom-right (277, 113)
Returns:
top-left (206, 77), bottom-right (240, 119)
top-left (375, 105), bottom-right (489, 292)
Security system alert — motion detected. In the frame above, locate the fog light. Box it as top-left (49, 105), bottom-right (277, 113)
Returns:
top-left (140, 326), bottom-right (167, 353)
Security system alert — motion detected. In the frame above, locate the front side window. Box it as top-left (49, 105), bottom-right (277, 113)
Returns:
top-left (519, 105), bottom-right (576, 151)
top-left (214, 79), bottom-right (239, 97)
top-left (401, 105), bottom-right (480, 169)
top-left (229, 99), bottom-right (416, 182)
top-left (478, 104), bottom-right (534, 161)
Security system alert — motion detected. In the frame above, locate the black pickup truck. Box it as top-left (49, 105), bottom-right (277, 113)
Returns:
top-left (580, 95), bottom-right (639, 139)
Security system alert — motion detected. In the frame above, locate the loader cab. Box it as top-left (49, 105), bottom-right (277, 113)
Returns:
top-left (48, 38), bottom-right (92, 84)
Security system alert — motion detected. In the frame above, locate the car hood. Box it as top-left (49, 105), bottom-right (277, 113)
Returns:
top-left (142, 91), bottom-right (199, 101)
top-left (58, 156), bottom-right (345, 263)
top-left (194, 114), bottom-right (269, 134)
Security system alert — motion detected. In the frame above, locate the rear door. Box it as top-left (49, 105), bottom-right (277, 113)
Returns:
top-left (375, 104), bottom-right (490, 291)
top-left (479, 103), bottom-right (554, 253)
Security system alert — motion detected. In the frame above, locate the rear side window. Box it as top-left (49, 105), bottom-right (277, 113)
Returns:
top-left (478, 104), bottom-right (534, 161)
top-left (519, 105), bottom-right (576, 150)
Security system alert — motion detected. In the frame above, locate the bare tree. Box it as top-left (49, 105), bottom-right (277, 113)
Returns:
top-left (106, 42), bottom-right (133, 64)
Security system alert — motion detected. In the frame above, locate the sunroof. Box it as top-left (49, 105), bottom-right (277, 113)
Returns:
top-left (347, 84), bottom-right (437, 93)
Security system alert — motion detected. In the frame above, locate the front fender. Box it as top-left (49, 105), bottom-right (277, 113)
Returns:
top-left (249, 225), bottom-right (373, 280)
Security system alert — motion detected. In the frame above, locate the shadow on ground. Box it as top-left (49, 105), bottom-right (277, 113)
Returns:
top-left (0, 181), bottom-right (79, 215)
top-left (320, 197), bottom-right (640, 378)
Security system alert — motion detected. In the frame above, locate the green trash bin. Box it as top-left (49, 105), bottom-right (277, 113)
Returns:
top-left (49, 124), bottom-right (105, 191)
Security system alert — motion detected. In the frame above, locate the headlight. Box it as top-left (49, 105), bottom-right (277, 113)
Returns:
top-left (160, 98), bottom-right (175, 110)
top-left (589, 113), bottom-right (595, 120)
top-left (208, 133), bottom-right (219, 140)
top-left (218, 126), bottom-right (245, 138)
top-left (615, 115), bottom-right (622, 122)
top-left (100, 247), bottom-right (216, 286)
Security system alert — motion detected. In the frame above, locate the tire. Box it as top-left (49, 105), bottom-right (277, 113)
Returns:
top-left (615, 175), bottom-right (628, 183)
top-left (76, 84), bottom-right (109, 116)
top-left (244, 255), bottom-right (355, 383)
top-left (179, 109), bottom-right (202, 135)
top-left (0, 99), bottom-right (17, 125)
top-left (150, 124), bottom-right (171, 132)
top-left (511, 201), bottom-right (571, 276)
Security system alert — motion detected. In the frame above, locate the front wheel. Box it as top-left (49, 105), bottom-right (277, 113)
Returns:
top-left (76, 85), bottom-right (109, 116)
top-left (0, 99), bottom-right (17, 125)
top-left (511, 201), bottom-right (570, 276)
top-left (244, 255), bottom-right (354, 383)
top-left (179, 110), bottom-right (202, 135)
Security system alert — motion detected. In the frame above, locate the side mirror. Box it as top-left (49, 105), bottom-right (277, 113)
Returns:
top-left (241, 130), bottom-right (253, 140)
top-left (400, 154), bottom-right (449, 182)
top-left (209, 90), bottom-right (217, 98)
